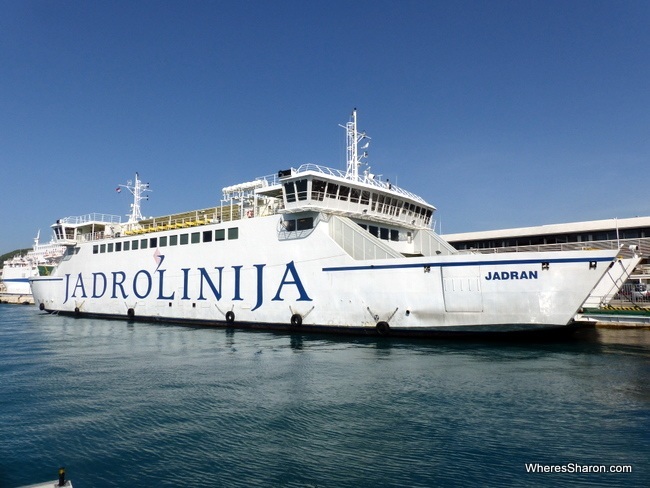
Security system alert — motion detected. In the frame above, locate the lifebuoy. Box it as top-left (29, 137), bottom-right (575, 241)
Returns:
top-left (225, 311), bottom-right (235, 324)
top-left (376, 321), bottom-right (390, 335)
top-left (246, 210), bottom-right (253, 218)
top-left (290, 314), bottom-right (302, 327)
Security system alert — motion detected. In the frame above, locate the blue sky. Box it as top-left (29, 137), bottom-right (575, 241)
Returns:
top-left (1, 0), bottom-right (649, 253)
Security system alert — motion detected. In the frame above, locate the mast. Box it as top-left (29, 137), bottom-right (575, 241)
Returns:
top-left (341, 108), bottom-right (371, 180)
top-left (118, 173), bottom-right (151, 223)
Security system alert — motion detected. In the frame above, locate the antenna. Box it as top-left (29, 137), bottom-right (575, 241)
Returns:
top-left (117, 172), bottom-right (152, 222)
top-left (340, 108), bottom-right (371, 180)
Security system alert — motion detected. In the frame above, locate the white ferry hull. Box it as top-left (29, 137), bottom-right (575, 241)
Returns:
top-left (1, 235), bottom-right (65, 296)
top-left (28, 111), bottom-right (621, 336)
top-left (31, 215), bottom-right (616, 336)
top-left (2, 265), bottom-right (34, 295)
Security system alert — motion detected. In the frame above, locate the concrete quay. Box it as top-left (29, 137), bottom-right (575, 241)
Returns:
top-left (0, 293), bottom-right (34, 305)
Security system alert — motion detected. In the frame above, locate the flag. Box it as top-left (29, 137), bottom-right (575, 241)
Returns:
top-left (116, 187), bottom-right (122, 193)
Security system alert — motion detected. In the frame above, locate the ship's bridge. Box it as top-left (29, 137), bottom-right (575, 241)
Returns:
top-left (256, 164), bottom-right (435, 230)
top-left (51, 213), bottom-right (123, 245)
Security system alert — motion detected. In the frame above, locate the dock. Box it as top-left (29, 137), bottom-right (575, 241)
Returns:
top-left (581, 304), bottom-right (650, 329)
top-left (0, 293), bottom-right (34, 305)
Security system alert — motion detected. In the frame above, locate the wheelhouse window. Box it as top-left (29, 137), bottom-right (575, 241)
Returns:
top-left (376, 195), bottom-right (385, 213)
top-left (295, 179), bottom-right (308, 201)
top-left (370, 193), bottom-right (377, 211)
top-left (284, 182), bottom-right (296, 203)
top-left (326, 183), bottom-right (338, 198)
top-left (312, 179), bottom-right (326, 201)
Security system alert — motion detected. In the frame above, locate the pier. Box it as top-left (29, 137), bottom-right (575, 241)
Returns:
top-left (0, 293), bottom-right (34, 305)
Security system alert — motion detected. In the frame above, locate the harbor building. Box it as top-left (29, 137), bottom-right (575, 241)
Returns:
top-left (442, 216), bottom-right (650, 295)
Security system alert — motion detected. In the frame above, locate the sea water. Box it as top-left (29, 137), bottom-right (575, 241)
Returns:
top-left (0, 303), bottom-right (648, 487)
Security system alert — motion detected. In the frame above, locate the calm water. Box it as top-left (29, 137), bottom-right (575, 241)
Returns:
top-left (1, 304), bottom-right (648, 487)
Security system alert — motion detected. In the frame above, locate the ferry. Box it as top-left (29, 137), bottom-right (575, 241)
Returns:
top-left (30, 110), bottom-right (619, 336)
top-left (1, 233), bottom-right (65, 295)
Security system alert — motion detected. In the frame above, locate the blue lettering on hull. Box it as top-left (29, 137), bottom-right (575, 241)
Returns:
top-left (63, 261), bottom-right (312, 309)
top-left (485, 270), bottom-right (538, 281)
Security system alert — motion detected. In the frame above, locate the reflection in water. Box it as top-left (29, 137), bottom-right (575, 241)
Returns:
top-left (0, 305), bottom-right (648, 488)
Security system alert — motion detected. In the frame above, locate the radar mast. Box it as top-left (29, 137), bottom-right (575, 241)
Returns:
top-left (341, 109), bottom-right (371, 180)
top-left (118, 173), bottom-right (151, 223)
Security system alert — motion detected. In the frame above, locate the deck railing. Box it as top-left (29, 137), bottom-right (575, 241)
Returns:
top-left (457, 237), bottom-right (650, 259)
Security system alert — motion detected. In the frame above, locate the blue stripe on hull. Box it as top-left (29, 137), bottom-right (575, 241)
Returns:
top-left (322, 256), bottom-right (613, 272)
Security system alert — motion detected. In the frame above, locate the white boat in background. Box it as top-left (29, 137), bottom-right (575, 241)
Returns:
top-left (31, 110), bottom-right (618, 336)
top-left (19, 467), bottom-right (72, 488)
top-left (1, 233), bottom-right (65, 295)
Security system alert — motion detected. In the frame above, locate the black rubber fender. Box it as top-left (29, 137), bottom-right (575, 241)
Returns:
top-left (39, 303), bottom-right (45, 311)
top-left (225, 311), bottom-right (235, 324)
top-left (290, 313), bottom-right (302, 327)
top-left (376, 321), bottom-right (390, 335)
top-left (127, 308), bottom-right (135, 319)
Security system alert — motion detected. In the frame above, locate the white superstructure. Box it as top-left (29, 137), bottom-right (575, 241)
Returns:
top-left (30, 110), bottom-right (619, 336)
top-left (1, 233), bottom-right (65, 295)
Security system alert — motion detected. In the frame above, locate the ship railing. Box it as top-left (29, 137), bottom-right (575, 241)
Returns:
top-left (59, 213), bottom-right (122, 225)
top-left (257, 164), bottom-right (430, 205)
top-left (121, 204), bottom-right (258, 237)
top-left (71, 199), bottom-right (285, 241)
top-left (457, 237), bottom-right (650, 259)
top-left (297, 163), bottom-right (429, 204)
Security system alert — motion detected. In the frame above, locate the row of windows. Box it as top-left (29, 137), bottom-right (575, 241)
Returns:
top-left (452, 228), bottom-right (650, 250)
top-left (281, 216), bottom-right (314, 232)
top-left (284, 178), bottom-right (433, 223)
top-left (93, 227), bottom-right (239, 254)
top-left (358, 223), bottom-right (400, 242)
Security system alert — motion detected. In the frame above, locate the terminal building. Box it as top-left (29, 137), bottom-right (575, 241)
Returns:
top-left (442, 216), bottom-right (650, 291)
